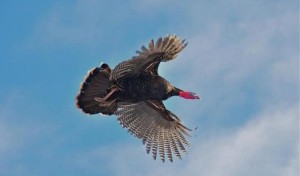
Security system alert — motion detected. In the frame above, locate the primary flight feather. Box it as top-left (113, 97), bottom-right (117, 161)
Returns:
top-left (76, 35), bottom-right (200, 162)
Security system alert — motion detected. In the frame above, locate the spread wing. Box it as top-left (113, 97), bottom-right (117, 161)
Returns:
top-left (115, 100), bottom-right (191, 162)
top-left (111, 35), bottom-right (187, 81)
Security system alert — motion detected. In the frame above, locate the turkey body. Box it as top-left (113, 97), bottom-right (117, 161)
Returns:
top-left (76, 35), bottom-right (199, 162)
top-left (115, 75), bottom-right (173, 102)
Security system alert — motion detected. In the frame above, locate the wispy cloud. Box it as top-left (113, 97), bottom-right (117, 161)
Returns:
top-left (74, 104), bottom-right (298, 176)
top-left (68, 2), bottom-right (299, 176)
top-left (0, 91), bottom-right (33, 156)
top-left (11, 0), bottom-right (299, 175)
top-left (0, 91), bottom-right (59, 176)
top-left (159, 8), bottom-right (299, 125)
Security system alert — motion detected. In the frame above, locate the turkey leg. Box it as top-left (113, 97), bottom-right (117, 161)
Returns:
top-left (94, 88), bottom-right (117, 102)
top-left (100, 99), bottom-right (117, 108)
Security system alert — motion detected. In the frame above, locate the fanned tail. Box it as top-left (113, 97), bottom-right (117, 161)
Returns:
top-left (76, 63), bottom-right (117, 115)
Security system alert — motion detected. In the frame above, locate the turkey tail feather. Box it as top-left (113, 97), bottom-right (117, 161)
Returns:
top-left (76, 63), bottom-right (117, 115)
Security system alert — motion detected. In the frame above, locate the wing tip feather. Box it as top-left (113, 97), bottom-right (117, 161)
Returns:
top-left (115, 101), bottom-right (192, 162)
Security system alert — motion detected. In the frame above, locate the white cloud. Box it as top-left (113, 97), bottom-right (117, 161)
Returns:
top-left (169, 10), bottom-right (297, 85)
top-left (27, 0), bottom-right (175, 51)
top-left (70, 7), bottom-right (299, 175)
top-left (75, 104), bottom-right (298, 176)
top-left (0, 120), bottom-right (23, 155)
top-left (0, 92), bottom-right (58, 175)
top-left (20, 1), bottom-right (299, 175)
top-left (188, 104), bottom-right (298, 176)
top-left (158, 9), bottom-right (299, 124)
top-left (27, 2), bottom-right (101, 47)
top-left (0, 91), bottom-right (29, 156)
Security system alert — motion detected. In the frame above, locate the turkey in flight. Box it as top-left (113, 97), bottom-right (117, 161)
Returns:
top-left (76, 35), bottom-right (200, 162)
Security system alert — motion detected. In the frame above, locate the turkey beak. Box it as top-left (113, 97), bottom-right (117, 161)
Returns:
top-left (192, 93), bottom-right (200, 99)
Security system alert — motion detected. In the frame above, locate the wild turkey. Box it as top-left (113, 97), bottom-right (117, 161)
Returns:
top-left (76, 35), bottom-right (200, 162)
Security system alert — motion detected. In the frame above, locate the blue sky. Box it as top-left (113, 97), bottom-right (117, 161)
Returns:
top-left (0, 0), bottom-right (298, 176)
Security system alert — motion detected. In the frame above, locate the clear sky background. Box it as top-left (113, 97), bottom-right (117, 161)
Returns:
top-left (0, 0), bottom-right (298, 176)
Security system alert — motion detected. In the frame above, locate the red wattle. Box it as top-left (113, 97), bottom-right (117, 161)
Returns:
top-left (179, 91), bottom-right (190, 99)
top-left (179, 91), bottom-right (200, 99)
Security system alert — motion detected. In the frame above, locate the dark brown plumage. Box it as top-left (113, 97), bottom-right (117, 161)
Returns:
top-left (76, 35), bottom-right (199, 162)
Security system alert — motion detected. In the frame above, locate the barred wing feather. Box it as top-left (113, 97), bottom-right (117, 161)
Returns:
top-left (111, 35), bottom-right (187, 81)
top-left (115, 100), bottom-right (191, 162)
